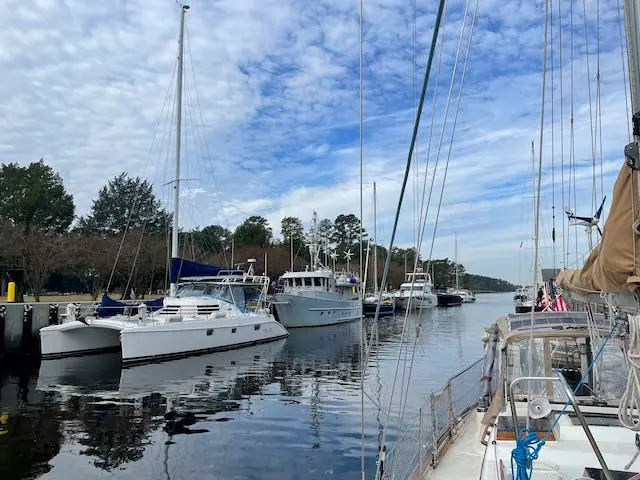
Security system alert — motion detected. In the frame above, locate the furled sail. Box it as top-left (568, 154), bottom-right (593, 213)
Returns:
top-left (170, 257), bottom-right (223, 283)
top-left (97, 293), bottom-right (164, 318)
top-left (556, 163), bottom-right (639, 294)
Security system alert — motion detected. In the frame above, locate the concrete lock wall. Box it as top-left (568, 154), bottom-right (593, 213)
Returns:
top-left (0, 300), bottom-right (97, 356)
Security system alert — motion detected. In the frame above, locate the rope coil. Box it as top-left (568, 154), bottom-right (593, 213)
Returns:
top-left (511, 429), bottom-right (546, 480)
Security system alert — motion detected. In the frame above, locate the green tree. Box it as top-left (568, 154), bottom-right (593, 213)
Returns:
top-left (281, 216), bottom-right (304, 251)
top-left (0, 159), bottom-right (75, 233)
top-left (78, 172), bottom-right (169, 234)
top-left (191, 225), bottom-right (232, 254)
top-left (331, 214), bottom-right (366, 254)
top-left (234, 216), bottom-right (272, 248)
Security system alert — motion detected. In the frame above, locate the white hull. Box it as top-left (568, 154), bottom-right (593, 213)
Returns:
top-left (40, 318), bottom-right (123, 357)
top-left (120, 314), bottom-right (287, 364)
top-left (394, 293), bottom-right (437, 310)
top-left (273, 292), bottom-right (361, 328)
top-left (40, 314), bottom-right (289, 365)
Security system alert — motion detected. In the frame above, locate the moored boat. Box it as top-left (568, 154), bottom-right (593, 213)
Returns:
top-left (435, 292), bottom-right (462, 307)
top-left (363, 291), bottom-right (396, 317)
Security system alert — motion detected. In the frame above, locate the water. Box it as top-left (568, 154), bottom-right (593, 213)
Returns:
top-left (0, 293), bottom-right (512, 479)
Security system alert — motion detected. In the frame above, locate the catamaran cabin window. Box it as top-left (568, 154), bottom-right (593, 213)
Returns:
top-left (304, 277), bottom-right (311, 287)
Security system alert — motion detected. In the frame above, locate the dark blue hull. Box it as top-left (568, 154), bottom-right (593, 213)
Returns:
top-left (363, 302), bottom-right (395, 317)
top-left (436, 294), bottom-right (462, 307)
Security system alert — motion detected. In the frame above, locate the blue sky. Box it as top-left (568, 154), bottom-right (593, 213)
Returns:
top-left (0, 0), bottom-right (630, 283)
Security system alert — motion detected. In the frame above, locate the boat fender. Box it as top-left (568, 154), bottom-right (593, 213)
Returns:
top-left (65, 303), bottom-right (77, 323)
top-left (138, 303), bottom-right (147, 324)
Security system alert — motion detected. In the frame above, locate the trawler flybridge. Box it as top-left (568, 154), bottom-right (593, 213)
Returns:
top-left (39, 4), bottom-right (288, 363)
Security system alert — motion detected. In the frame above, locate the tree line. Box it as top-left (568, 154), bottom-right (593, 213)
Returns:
top-left (0, 159), bottom-right (515, 301)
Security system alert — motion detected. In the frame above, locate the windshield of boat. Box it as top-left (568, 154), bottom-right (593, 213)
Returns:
top-left (213, 284), bottom-right (264, 312)
top-left (176, 283), bottom-right (264, 312)
top-left (506, 335), bottom-right (627, 405)
top-left (176, 282), bottom-right (219, 297)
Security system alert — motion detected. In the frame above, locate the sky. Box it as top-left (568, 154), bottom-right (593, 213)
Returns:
top-left (0, 0), bottom-right (631, 284)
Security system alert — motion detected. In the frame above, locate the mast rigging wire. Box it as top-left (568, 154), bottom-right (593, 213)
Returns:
top-left (358, 0), bottom-right (365, 477)
top-left (529, 0), bottom-right (551, 432)
top-left (361, 0), bottom-right (448, 476)
top-left (581, 0), bottom-right (598, 218)
top-left (106, 49), bottom-right (179, 293)
top-left (558, 0), bottom-right (566, 268)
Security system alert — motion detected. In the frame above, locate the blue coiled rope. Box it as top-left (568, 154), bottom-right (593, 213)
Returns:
top-left (511, 429), bottom-right (545, 480)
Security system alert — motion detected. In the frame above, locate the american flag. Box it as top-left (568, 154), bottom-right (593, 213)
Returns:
top-left (539, 279), bottom-right (569, 312)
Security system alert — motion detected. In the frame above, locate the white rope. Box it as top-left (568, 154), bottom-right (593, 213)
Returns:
top-left (619, 314), bottom-right (640, 430)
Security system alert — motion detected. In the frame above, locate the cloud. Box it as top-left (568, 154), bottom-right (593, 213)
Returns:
top-left (0, 0), bottom-right (630, 283)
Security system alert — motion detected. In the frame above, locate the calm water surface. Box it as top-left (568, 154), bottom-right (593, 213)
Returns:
top-left (0, 293), bottom-right (512, 479)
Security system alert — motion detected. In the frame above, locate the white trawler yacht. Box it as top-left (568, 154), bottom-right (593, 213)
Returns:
top-left (273, 242), bottom-right (361, 328)
top-left (393, 268), bottom-right (437, 310)
top-left (39, 5), bottom-right (288, 364)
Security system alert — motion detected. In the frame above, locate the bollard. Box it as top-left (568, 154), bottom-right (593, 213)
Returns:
top-left (48, 304), bottom-right (59, 326)
top-left (0, 306), bottom-right (5, 359)
top-left (21, 304), bottom-right (34, 355)
top-left (6, 282), bottom-right (15, 303)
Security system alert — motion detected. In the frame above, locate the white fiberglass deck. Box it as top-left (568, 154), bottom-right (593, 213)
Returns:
top-left (426, 402), bottom-right (640, 480)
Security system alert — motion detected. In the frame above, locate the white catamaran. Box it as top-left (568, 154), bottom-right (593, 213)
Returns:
top-left (39, 4), bottom-right (288, 364)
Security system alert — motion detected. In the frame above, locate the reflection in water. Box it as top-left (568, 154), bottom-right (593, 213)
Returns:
top-left (0, 293), bottom-right (511, 479)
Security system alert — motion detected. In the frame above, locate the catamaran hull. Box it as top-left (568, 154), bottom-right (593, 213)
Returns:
top-left (273, 293), bottom-right (361, 328)
top-left (40, 315), bottom-right (289, 364)
top-left (120, 316), bottom-right (288, 365)
top-left (40, 320), bottom-right (122, 358)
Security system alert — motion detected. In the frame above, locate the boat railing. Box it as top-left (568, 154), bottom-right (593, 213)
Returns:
top-left (508, 375), bottom-right (612, 478)
top-left (381, 356), bottom-right (485, 479)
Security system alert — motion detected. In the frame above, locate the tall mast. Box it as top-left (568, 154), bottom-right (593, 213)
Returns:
top-left (626, 0), bottom-right (640, 118)
top-left (531, 141), bottom-right (537, 284)
top-left (231, 236), bottom-right (235, 268)
top-left (455, 232), bottom-right (459, 290)
top-left (373, 182), bottom-right (378, 293)
top-left (625, 0), bottom-right (640, 177)
top-left (290, 234), bottom-right (294, 272)
top-left (170, 4), bottom-right (189, 297)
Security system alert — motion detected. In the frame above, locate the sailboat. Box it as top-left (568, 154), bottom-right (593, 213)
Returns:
top-left (363, 182), bottom-right (396, 317)
top-left (447, 233), bottom-right (476, 303)
top-left (370, 1), bottom-right (640, 478)
top-left (38, 4), bottom-right (288, 364)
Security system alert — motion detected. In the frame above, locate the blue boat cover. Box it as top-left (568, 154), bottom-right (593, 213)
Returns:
top-left (170, 257), bottom-right (223, 283)
top-left (97, 293), bottom-right (164, 318)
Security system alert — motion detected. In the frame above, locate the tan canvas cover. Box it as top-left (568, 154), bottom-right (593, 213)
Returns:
top-left (556, 164), bottom-right (639, 294)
